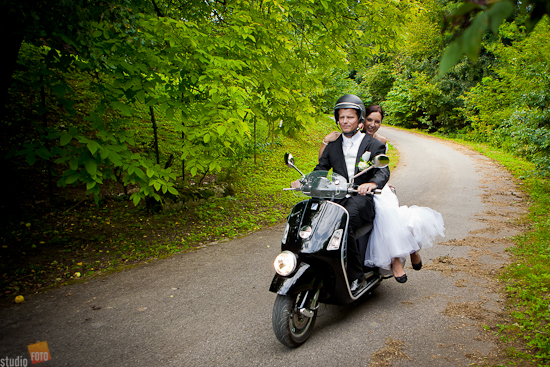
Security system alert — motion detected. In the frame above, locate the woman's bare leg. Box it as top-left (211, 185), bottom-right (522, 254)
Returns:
top-left (410, 251), bottom-right (422, 270)
top-left (392, 258), bottom-right (405, 277)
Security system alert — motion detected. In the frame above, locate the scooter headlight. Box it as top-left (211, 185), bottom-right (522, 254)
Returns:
top-left (274, 251), bottom-right (297, 276)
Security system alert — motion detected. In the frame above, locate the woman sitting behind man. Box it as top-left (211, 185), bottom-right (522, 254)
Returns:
top-left (319, 105), bottom-right (444, 283)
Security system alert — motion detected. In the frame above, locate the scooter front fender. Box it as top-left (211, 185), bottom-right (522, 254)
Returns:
top-left (269, 262), bottom-right (316, 296)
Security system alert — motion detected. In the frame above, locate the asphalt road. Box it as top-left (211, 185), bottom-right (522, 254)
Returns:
top-left (0, 127), bottom-right (522, 366)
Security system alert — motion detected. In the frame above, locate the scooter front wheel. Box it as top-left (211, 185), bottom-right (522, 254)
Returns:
top-left (272, 293), bottom-right (317, 347)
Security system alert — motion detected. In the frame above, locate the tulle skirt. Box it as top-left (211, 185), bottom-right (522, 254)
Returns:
top-left (364, 185), bottom-right (445, 270)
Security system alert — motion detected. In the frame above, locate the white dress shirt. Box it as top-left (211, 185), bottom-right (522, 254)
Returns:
top-left (342, 131), bottom-right (365, 180)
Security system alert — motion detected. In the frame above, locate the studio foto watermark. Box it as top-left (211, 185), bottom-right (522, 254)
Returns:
top-left (1, 341), bottom-right (52, 366)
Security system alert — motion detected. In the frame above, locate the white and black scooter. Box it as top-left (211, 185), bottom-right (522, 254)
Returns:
top-left (269, 152), bottom-right (390, 348)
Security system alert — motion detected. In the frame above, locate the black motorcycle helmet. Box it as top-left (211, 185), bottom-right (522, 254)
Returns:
top-left (333, 94), bottom-right (366, 125)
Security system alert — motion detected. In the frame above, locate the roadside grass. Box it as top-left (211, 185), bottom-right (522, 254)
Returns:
top-left (457, 141), bottom-right (550, 366)
top-left (1, 116), bottom-right (399, 304)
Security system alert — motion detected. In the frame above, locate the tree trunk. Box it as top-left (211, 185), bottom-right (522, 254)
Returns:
top-left (41, 76), bottom-right (54, 205)
top-left (181, 94), bottom-right (186, 182)
top-left (254, 116), bottom-right (257, 165)
top-left (149, 106), bottom-right (160, 165)
top-left (0, 18), bottom-right (24, 124)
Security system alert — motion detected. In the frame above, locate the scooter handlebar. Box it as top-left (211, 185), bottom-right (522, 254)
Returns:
top-left (283, 188), bottom-right (382, 194)
top-left (347, 188), bottom-right (382, 195)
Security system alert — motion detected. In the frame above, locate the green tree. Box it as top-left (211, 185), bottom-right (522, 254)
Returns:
top-left (439, 0), bottom-right (550, 75)
top-left (461, 18), bottom-right (550, 174)
top-left (2, 0), bottom-right (406, 210)
top-left (366, 0), bottom-right (495, 131)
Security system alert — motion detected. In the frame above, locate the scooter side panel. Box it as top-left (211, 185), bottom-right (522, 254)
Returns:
top-left (277, 199), bottom-right (361, 304)
top-left (301, 201), bottom-right (348, 255)
top-left (282, 200), bottom-right (348, 255)
top-left (281, 200), bottom-right (309, 253)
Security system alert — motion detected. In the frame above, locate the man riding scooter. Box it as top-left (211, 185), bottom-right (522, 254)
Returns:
top-left (292, 94), bottom-right (389, 292)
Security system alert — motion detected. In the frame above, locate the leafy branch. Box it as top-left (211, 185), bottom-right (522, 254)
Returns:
top-left (439, 0), bottom-right (550, 75)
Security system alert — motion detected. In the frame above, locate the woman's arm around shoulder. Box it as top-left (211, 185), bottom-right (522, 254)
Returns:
top-left (318, 131), bottom-right (341, 159)
top-left (373, 133), bottom-right (387, 145)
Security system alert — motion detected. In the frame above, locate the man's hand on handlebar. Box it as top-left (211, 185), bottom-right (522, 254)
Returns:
top-left (357, 182), bottom-right (377, 195)
top-left (290, 179), bottom-right (302, 189)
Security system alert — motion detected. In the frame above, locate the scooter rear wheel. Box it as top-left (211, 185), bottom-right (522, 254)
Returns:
top-left (272, 294), bottom-right (317, 347)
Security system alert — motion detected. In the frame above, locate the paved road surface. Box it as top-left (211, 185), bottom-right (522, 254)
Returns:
top-left (0, 127), bottom-right (523, 366)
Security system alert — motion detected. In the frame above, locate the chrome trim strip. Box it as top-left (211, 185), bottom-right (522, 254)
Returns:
top-left (325, 201), bottom-right (381, 301)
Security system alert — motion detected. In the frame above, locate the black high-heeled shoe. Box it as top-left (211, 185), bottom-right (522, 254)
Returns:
top-left (412, 260), bottom-right (422, 271)
top-left (395, 274), bottom-right (407, 283)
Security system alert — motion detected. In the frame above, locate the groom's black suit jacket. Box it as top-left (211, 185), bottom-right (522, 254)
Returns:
top-left (314, 133), bottom-right (390, 222)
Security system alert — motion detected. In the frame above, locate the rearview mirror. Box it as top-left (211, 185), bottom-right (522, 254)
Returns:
top-left (284, 152), bottom-right (294, 167)
top-left (284, 152), bottom-right (305, 178)
top-left (372, 154), bottom-right (389, 169)
top-left (351, 154), bottom-right (390, 180)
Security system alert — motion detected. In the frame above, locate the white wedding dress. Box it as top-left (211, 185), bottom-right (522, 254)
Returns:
top-left (364, 180), bottom-right (445, 271)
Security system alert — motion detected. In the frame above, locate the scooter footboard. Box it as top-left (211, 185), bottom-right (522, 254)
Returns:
top-left (269, 262), bottom-right (317, 296)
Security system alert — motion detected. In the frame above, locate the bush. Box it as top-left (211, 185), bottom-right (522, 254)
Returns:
top-left (357, 63), bottom-right (395, 105)
top-left (500, 109), bottom-right (550, 176)
top-left (383, 71), bottom-right (444, 129)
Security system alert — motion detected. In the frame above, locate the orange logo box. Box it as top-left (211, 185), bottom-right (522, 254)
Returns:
top-left (28, 341), bottom-right (51, 364)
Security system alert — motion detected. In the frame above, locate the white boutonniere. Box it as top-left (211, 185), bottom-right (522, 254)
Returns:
top-left (357, 151), bottom-right (372, 172)
top-left (358, 161), bottom-right (369, 171)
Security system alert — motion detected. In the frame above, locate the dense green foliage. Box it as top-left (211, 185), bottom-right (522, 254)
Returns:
top-left (1, 0), bottom-right (404, 211)
top-left (439, 0), bottom-right (550, 75)
top-left (461, 21), bottom-right (550, 175)
top-left (350, 0), bottom-right (550, 179)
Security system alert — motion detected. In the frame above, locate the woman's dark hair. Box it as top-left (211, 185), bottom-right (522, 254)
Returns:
top-left (365, 105), bottom-right (384, 121)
